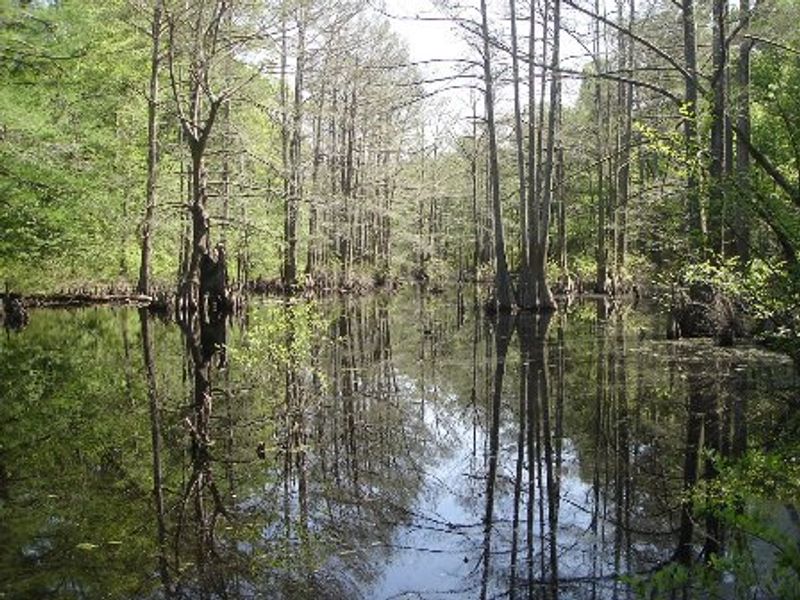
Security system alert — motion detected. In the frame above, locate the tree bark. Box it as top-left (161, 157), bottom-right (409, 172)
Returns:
top-left (480, 0), bottom-right (513, 311)
top-left (167, 2), bottom-right (229, 312)
top-left (285, 8), bottom-right (306, 289)
top-left (708, 0), bottom-right (728, 256)
top-left (556, 148), bottom-right (567, 280)
top-left (734, 0), bottom-right (752, 265)
top-left (306, 80), bottom-right (326, 276)
top-left (525, 0), bottom-right (539, 304)
top-left (472, 97), bottom-right (480, 280)
top-left (510, 0), bottom-right (535, 309)
top-left (682, 0), bottom-right (705, 250)
top-left (615, 0), bottom-right (634, 277)
top-left (137, 0), bottom-right (163, 295)
top-left (185, 146), bottom-right (211, 300)
top-left (534, 0), bottom-right (559, 310)
top-left (594, 0), bottom-right (609, 294)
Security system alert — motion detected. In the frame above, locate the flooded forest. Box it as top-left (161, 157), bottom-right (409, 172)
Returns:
top-left (2, 0), bottom-right (800, 598)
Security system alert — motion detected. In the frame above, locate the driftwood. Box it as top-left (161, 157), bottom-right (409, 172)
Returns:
top-left (246, 271), bottom-right (400, 298)
top-left (1, 292), bottom-right (153, 308)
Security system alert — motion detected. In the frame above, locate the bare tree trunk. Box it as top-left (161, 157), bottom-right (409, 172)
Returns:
top-left (179, 161), bottom-right (191, 282)
top-left (556, 148), bottom-right (567, 281)
top-left (221, 94), bottom-right (231, 249)
top-left (484, 147), bottom-right (494, 267)
top-left (185, 144), bottom-right (211, 305)
top-left (417, 124), bottom-right (426, 276)
top-left (220, 8), bottom-right (232, 256)
top-left (535, 0), bottom-right (550, 208)
top-left (138, 0), bottom-right (163, 295)
top-left (534, 0), bottom-right (559, 310)
top-left (167, 2), bottom-right (229, 313)
top-left (280, 15), bottom-right (290, 286)
top-left (734, 0), bottom-right (752, 265)
top-left (708, 0), bottom-right (727, 256)
top-left (285, 8), bottom-right (306, 289)
top-left (593, 0), bottom-right (609, 293)
top-left (472, 96), bottom-right (480, 280)
top-left (510, 0), bottom-right (535, 309)
top-left (342, 87), bottom-right (357, 283)
top-left (306, 81), bottom-right (325, 276)
top-left (327, 91), bottom-right (339, 277)
top-left (682, 0), bottom-right (705, 250)
top-left (604, 15), bottom-right (617, 285)
top-left (480, 0), bottom-right (512, 312)
top-left (615, 0), bottom-right (634, 279)
top-left (526, 0), bottom-right (539, 302)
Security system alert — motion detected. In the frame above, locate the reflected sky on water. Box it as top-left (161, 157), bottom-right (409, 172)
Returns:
top-left (0, 288), bottom-right (797, 599)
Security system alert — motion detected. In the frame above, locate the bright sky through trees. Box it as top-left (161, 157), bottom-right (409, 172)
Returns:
top-left (375, 0), bottom-right (590, 132)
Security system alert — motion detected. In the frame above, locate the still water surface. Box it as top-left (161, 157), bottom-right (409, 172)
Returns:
top-left (0, 289), bottom-right (796, 599)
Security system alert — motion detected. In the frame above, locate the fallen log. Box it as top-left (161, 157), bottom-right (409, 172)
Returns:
top-left (1, 292), bottom-right (153, 308)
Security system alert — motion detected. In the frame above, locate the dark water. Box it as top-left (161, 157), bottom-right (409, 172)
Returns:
top-left (0, 289), bottom-right (797, 599)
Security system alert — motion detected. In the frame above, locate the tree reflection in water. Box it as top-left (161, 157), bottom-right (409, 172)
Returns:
top-left (0, 289), bottom-right (796, 599)
top-left (139, 308), bottom-right (171, 596)
top-left (175, 310), bottom-right (233, 596)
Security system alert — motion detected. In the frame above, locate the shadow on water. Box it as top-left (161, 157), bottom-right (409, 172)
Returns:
top-left (0, 289), bottom-right (797, 599)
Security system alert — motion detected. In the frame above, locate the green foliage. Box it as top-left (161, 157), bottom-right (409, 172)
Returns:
top-left (1, 0), bottom-right (799, 333)
top-left (562, 254), bottom-right (594, 285)
top-left (656, 256), bottom-right (800, 361)
top-left (654, 256), bottom-right (798, 321)
top-left (0, 0), bottom-right (150, 290)
top-left (627, 442), bottom-right (800, 600)
top-left (700, 450), bottom-right (800, 598)
top-left (233, 301), bottom-right (327, 376)
top-left (0, 0), bottom-right (284, 292)
top-left (0, 309), bottom-right (162, 597)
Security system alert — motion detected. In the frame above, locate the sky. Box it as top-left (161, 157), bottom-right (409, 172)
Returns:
top-left (371, 0), bottom-right (594, 133)
top-left (370, 0), bottom-right (477, 137)
top-left (385, 0), bottom-right (469, 65)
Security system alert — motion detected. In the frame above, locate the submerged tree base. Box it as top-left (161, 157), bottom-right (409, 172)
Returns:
top-left (1, 291), bottom-right (28, 330)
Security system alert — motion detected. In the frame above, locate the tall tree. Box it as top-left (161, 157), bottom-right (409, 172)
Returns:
top-left (593, 0), bottom-right (609, 293)
top-left (279, 10), bottom-right (291, 287)
top-left (733, 0), bottom-right (752, 265)
top-left (614, 0), bottom-right (634, 277)
top-left (167, 0), bottom-right (238, 312)
top-left (480, 0), bottom-right (512, 311)
top-left (137, 0), bottom-right (164, 295)
top-left (510, 0), bottom-right (535, 309)
top-left (525, 0), bottom-right (539, 302)
top-left (284, 3), bottom-right (307, 290)
top-left (708, 0), bottom-right (728, 255)
top-left (682, 0), bottom-right (704, 251)
top-left (533, 0), bottom-right (559, 310)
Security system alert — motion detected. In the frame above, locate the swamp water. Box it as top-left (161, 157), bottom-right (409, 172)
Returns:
top-left (0, 289), bottom-right (797, 599)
